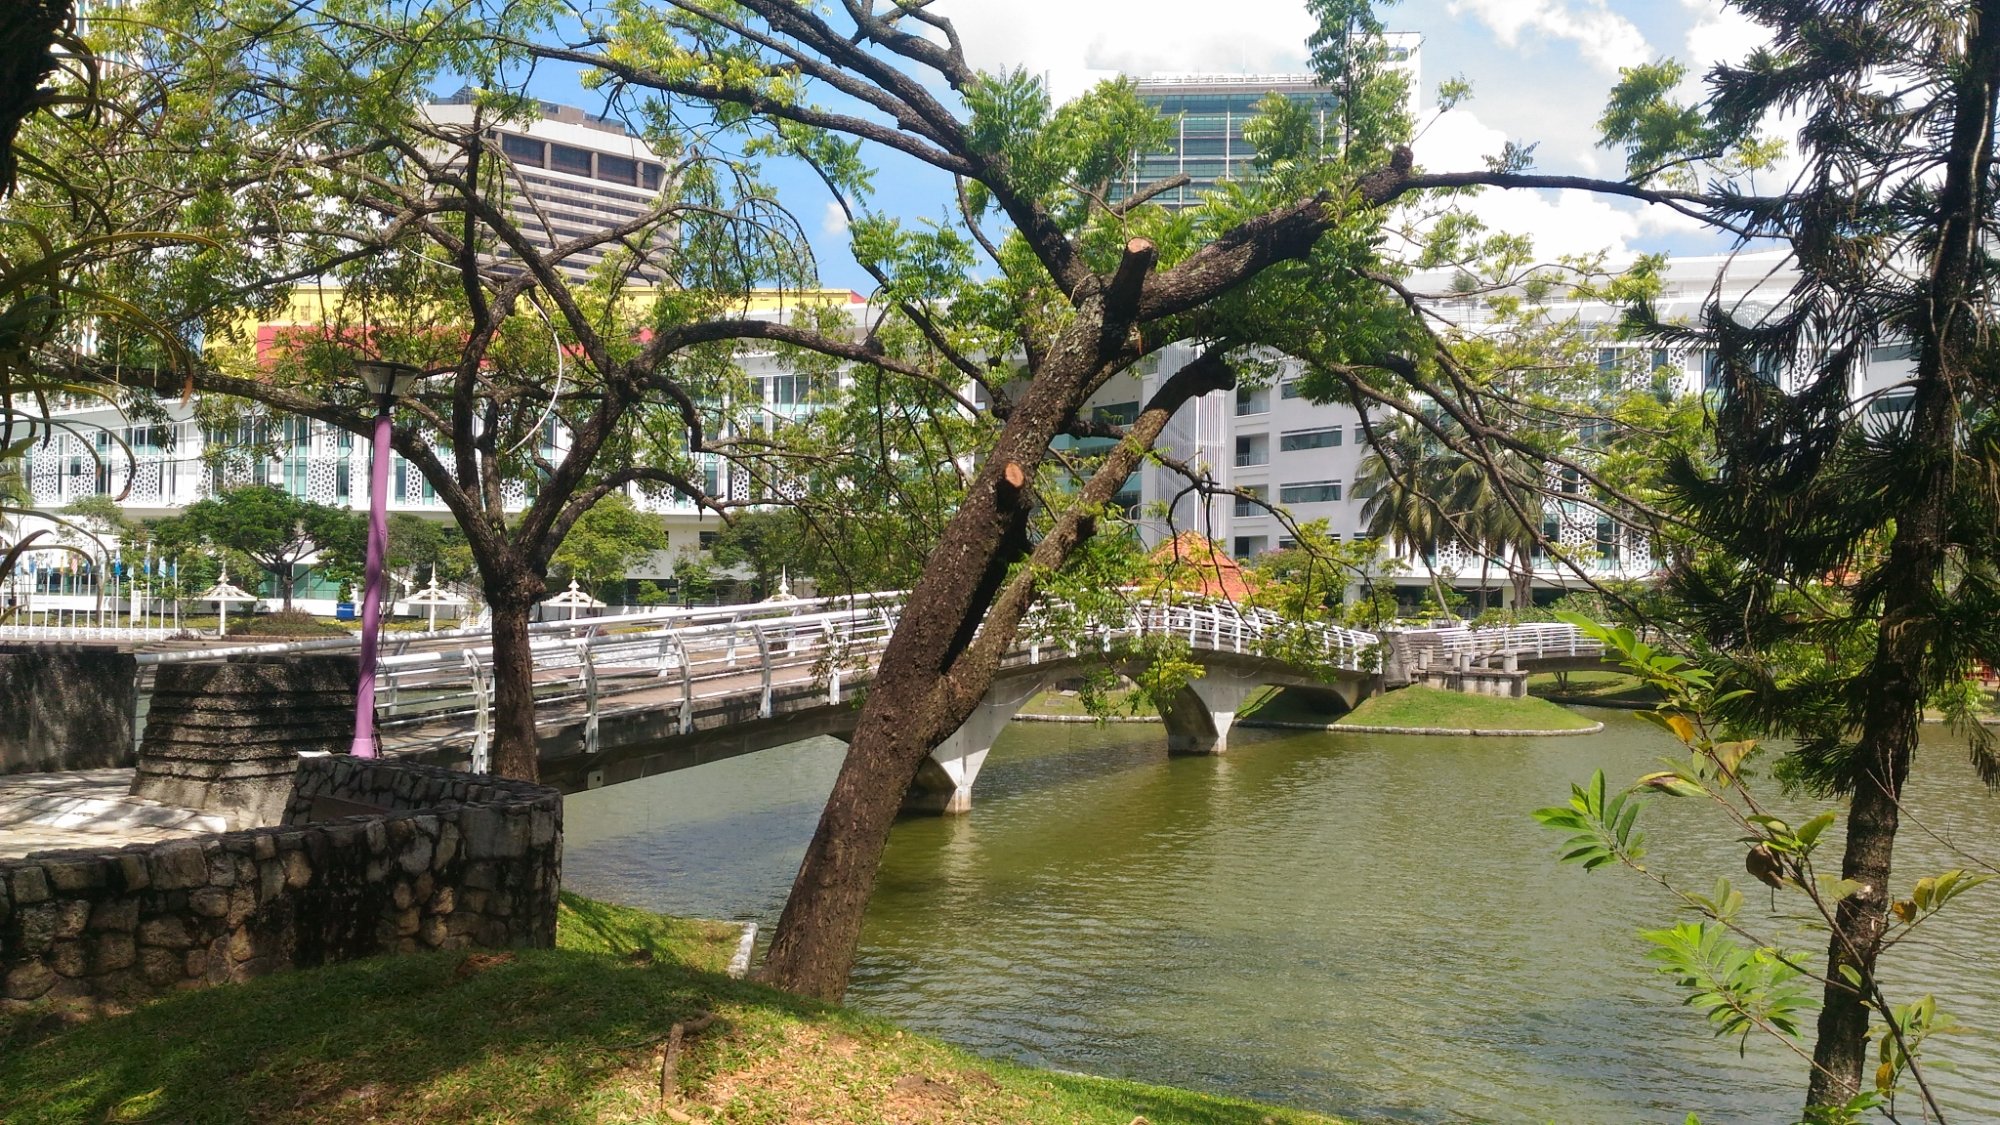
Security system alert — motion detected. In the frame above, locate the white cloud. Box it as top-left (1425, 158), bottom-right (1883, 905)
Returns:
top-left (934, 0), bottom-right (1316, 101)
top-left (1445, 0), bottom-right (1650, 74)
top-left (821, 200), bottom-right (850, 237)
top-left (1681, 0), bottom-right (1766, 74)
top-left (1413, 106), bottom-right (1704, 260)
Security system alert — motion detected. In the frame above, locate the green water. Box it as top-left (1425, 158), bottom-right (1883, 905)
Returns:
top-left (563, 712), bottom-right (2000, 1124)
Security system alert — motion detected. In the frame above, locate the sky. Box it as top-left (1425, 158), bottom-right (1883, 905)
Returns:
top-left (541, 1), bottom-right (1781, 290)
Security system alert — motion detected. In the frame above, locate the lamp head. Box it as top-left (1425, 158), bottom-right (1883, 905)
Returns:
top-left (353, 359), bottom-right (425, 400)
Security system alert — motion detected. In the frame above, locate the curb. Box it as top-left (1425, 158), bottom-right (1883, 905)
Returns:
top-left (1237, 719), bottom-right (1606, 737)
top-left (1535, 694), bottom-right (1657, 711)
top-left (727, 921), bottom-right (759, 979)
top-left (1011, 713), bottom-right (1160, 724)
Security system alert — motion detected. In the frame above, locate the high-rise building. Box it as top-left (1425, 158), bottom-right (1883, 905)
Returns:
top-left (1111, 38), bottom-right (1422, 209)
top-left (424, 91), bottom-right (675, 281)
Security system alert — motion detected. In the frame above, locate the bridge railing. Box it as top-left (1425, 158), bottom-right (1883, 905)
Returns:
top-left (370, 598), bottom-right (906, 771)
top-left (1017, 598), bottom-right (1379, 673)
top-left (1406, 622), bottom-right (1604, 665)
top-left (116, 590), bottom-right (1407, 770)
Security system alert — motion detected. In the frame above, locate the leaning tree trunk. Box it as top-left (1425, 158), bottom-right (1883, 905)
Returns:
top-left (757, 264), bottom-right (1235, 1000)
top-left (756, 404), bottom-right (1058, 1000)
top-left (756, 270), bottom-right (1158, 999)
top-left (1804, 464), bottom-right (1938, 1107)
top-left (485, 579), bottom-right (545, 783)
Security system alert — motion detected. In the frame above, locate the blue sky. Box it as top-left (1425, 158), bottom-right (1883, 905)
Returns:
top-left (527, 2), bottom-right (1771, 291)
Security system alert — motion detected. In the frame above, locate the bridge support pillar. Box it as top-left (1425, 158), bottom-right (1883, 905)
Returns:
top-left (902, 674), bottom-right (1045, 815)
top-left (1161, 668), bottom-right (1269, 755)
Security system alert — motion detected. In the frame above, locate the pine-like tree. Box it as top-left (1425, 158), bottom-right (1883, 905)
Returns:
top-left (1616, 2), bottom-right (2000, 1111)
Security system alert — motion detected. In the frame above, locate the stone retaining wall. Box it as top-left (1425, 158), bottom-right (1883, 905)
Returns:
top-left (0, 646), bottom-right (138, 776)
top-left (0, 757), bottom-right (560, 1016)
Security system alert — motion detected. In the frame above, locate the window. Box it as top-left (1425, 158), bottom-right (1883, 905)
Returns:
top-left (1235, 387), bottom-right (1269, 416)
top-left (596, 154), bottom-right (638, 185)
top-left (500, 133), bottom-right (545, 167)
top-left (549, 144), bottom-right (593, 176)
top-left (641, 163), bottom-right (663, 190)
top-left (1869, 391), bottom-right (1915, 415)
top-left (1280, 380), bottom-right (1304, 399)
top-left (1871, 341), bottom-right (1917, 364)
top-left (1093, 400), bottom-right (1139, 427)
top-left (1280, 427), bottom-right (1341, 452)
top-left (699, 531), bottom-right (719, 550)
top-left (394, 458), bottom-right (409, 503)
top-left (335, 460), bottom-right (351, 502)
top-left (1233, 484), bottom-right (1268, 517)
top-left (1280, 480), bottom-right (1341, 504)
top-left (1232, 535), bottom-right (1267, 558)
top-left (1277, 537), bottom-right (1298, 550)
top-left (1234, 434), bottom-right (1268, 467)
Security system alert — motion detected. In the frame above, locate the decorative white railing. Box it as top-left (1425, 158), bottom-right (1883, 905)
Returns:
top-left (98, 592), bottom-right (1599, 774)
top-left (1400, 622), bottom-right (1604, 666)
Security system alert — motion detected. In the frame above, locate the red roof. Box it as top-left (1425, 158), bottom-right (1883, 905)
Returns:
top-left (1148, 532), bottom-right (1258, 602)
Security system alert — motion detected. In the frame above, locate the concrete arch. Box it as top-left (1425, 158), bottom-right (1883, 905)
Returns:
top-left (901, 669), bottom-right (1050, 815)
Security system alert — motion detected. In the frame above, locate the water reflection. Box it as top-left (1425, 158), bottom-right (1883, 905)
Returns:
top-left (564, 712), bottom-right (2000, 1125)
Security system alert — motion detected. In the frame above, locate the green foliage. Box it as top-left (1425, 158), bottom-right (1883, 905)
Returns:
top-left (1642, 922), bottom-right (1815, 1049)
top-left (385, 514), bottom-right (473, 586)
top-left (1532, 769), bottom-right (1644, 870)
top-left (149, 485), bottom-right (363, 607)
top-left (1537, 616), bottom-right (1994, 1117)
top-left (549, 493), bottom-right (665, 597)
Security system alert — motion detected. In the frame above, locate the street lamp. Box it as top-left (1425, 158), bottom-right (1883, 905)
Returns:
top-left (351, 359), bottom-right (424, 757)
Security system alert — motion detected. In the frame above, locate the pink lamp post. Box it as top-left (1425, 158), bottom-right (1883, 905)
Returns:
top-left (350, 360), bottom-right (423, 757)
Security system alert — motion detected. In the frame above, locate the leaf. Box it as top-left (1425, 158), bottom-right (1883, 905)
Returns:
top-left (1663, 712), bottom-right (1697, 744)
top-left (1795, 811), bottom-right (1836, 850)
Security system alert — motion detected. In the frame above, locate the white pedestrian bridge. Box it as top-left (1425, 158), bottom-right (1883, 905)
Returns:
top-left (54, 594), bottom-right (1607, 814)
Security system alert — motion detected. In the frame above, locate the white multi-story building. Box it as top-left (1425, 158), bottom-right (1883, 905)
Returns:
top-left (1111, 41), bottom-right (1424, 209)
top-left (6, 289), bottom-right (872, 611)
top-left (425, 91), bottom-right (676, 282)
top-left (1091, 250), bottom-right (1918, 606)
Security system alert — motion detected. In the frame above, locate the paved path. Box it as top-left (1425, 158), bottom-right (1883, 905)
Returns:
top-left (0, 769), bottom-right (227, 859)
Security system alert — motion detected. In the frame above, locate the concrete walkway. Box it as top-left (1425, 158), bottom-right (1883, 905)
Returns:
top-left (0, 769), bottom-right (228, 859)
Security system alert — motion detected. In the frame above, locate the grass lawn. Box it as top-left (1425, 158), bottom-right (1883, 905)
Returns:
top-left (1525, 670), bottom-right (1662, 705)
top-left (1018, 687), bottom-right (1159, 718)
top-left (1333, 685), bottom-right (1597, 731)
top-left (0, 894), bottom-right (1344, 1125)
top-left (1235, 686), bottom-right (1356, 725)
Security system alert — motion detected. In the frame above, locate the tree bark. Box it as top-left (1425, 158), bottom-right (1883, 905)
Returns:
top-left (1805, 5), bottom-right (1999, 1106)
top-left (487, 585), bottom-right (542, 782)
top-left (0, 0), bottom-right (67, 196)
top-left (758, 311), bottom-right (1231, 1001)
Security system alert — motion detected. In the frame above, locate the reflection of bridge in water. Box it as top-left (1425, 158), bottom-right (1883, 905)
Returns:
top-left (123, 595), bottom-right (1608, 814)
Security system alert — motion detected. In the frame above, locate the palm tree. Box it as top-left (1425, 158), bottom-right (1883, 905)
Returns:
top-left (1354, 419), bottom-right (1460, 618)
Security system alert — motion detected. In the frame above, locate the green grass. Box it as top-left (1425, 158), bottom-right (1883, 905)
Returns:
top-left (1235, 686), bottom-right (1355, 726)
top-left (1525, 670), bottom-right (1663, 705)
top-left (0, 894), bottom-right (1344, 1125)
top-left (1017, 688), bottom-right (1158, 718)
top-left (1332, 684), bottom-right (1597, 731)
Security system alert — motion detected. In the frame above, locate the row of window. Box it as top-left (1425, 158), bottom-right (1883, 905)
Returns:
top-left (1232, 480), bottom-right (1343, 514)
top-left (498, 132), bottom-right (665, 190)
top-left (1232, 531), bottom-right (1343, 558)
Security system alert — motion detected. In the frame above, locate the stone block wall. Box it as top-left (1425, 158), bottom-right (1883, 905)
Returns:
top-left (131, 655), bottom-right (362, 827)
top-left (0, 646), bottom-right (138, 775)
top-left (0, 757), bottom-right (560, 1016)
